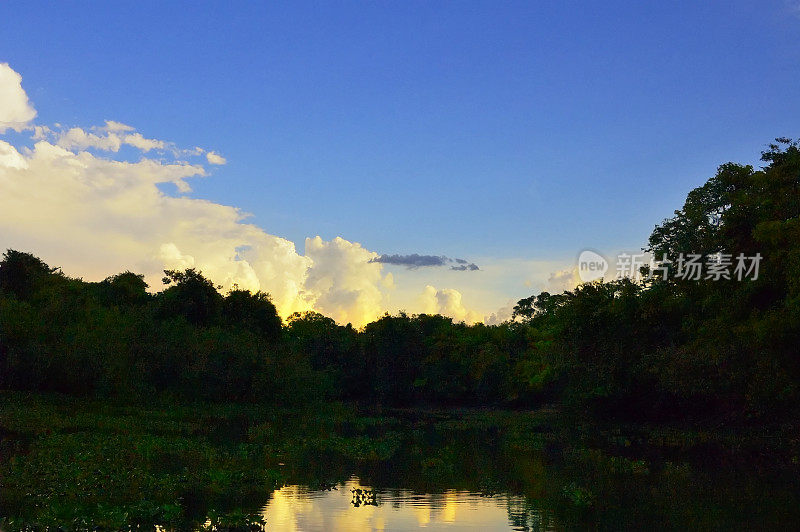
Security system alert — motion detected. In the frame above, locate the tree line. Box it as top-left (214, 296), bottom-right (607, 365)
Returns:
top-left (0, 251), bottom-right (535, 406)
top-left (1, 138), bottom-right (798, 422)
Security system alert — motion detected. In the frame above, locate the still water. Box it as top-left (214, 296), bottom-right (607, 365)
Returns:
top-left (262, 478), bottom-right (546, 531)
top-left (4, 402), bottom-right (800, 530)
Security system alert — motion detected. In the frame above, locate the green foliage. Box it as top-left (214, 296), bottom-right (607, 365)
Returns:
top-left (0, 137), bottom-right (798, 418)
top-left (511, 138), bottom-right (800, 420)
top-left (0, 249), bottom-right (59, 301)
top-left (97, 271), bottom-right (150, 307)
top-left (223, 289), bottom-right (282, 341)
top-left (159, 268), bottom-right (223, 326)
top-left (0, 262), bottom-right (330, 403)
top-left (0, 250), bottom-right (547, 407)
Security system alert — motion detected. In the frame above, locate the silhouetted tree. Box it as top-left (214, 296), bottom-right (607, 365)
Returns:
top-left (0, 250), bottom-right (59, 300)
top-left (223, 289), bottom-right (282, 341)
top-left (159, 268), bottom-right (222, 326)
top-left (97, 271), bottom-right (150, 307)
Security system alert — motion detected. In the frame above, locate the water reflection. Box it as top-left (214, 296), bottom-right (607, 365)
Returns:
top-left (5, 404), bottom-right (800, 530)
top-left (262, 477), bottom-right (550, 531)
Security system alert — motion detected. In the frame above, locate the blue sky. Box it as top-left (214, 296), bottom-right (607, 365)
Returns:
top-left (1, 1), bottom-right (799, 323)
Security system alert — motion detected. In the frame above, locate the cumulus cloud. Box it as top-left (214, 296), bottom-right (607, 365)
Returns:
top-left (370, 253), bottom-right (479, 271)
top-left (484, 300), bottom-right (516, 325)
top-left (0, 79), bottom-right (382, 325)
top-left (0, 140), bottom-right (28, 169)
top-left (105, 121), bottom-right (135, 132)
top-left (206, 151), bottom-right (226, 165)
top-left (0, 63), bottom-right (36, 132)
top-left (418, 285), bottom-right (481, 323)
top-left (0, 127), bottom-right (408, 325)
top-left (48, 121), bottom-right (167, 153)
top-left (546, 267), bottom-right (581, 293)
top-left (57, 126), bottom-right (123, 151)
top-left (304, 237), bottom-right (393, 326)
top-left (124, 132), bottom-right (167, 152)
top-left (0, 136), bottom-right (326, 321)
top-left (0, 63), bottom-right (483, 327)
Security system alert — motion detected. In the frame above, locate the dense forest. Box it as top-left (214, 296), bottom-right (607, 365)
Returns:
top-left (1, 138), bottom-right (798, 423)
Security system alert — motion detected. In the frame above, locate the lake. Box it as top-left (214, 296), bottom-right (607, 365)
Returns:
top-left (262, 478), bottom-right (546, 531)
top-left (1, 395), bottom-right (799, 530)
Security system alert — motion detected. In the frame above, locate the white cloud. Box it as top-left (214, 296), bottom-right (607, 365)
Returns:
top-left (0, 140), bottom-right (27, 170)
top-left (0, 127), bottom-right (400, 325)
top-left (206, 151), bottom-right (226, 165)
top-left (484, 299), bottom-right (516, 325)
top-left (104, 120), bottom-right (135, 132)
top-left (0, 63), bottom-right (37, 132)
top-left (58, 127), bottom-right (123, 151)
top-left (159, 242), bottom-right (196, 270)
top-left (0, 63), bottom-right (491, 328)
top-left (52, 122), bottom-right (166, 153)
top-left (303, 236), bottom-right (393, 326)
top-left (546, 267), bottom-right (581, 293)
top-left (124, 132), bottom-right (167, 151)
top-left (418, 285), bottom-right (481, 324)
top-left (0, 138), bottom-right (319, 319)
